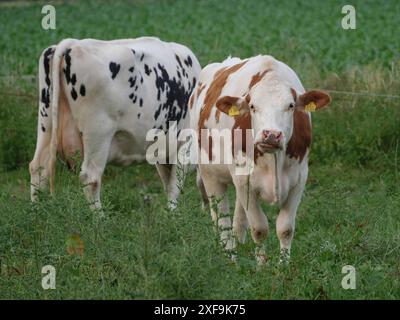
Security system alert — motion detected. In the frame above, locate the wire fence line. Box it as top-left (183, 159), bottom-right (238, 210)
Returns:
top-left (0, 75), bottom-right (36, 81)
top-left (1, 89), bottom-right (400, 102)
top-left (324, 90), bottom-right (400, 100)
top-left (1, 75), bottom-right (400, 100)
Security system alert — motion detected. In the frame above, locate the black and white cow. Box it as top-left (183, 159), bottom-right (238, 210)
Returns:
top-left (29, 37), bottom-right (201, 209)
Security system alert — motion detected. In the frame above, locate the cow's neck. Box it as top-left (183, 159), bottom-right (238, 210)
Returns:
top-left (256, 150), bottom-right (284, 205)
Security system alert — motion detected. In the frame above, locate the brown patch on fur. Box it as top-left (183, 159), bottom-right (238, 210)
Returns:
top-left (58, 58), bottom-right (83, 169)
top-left (188, 93), bottom-right (195, 110)
top-left (232, 112), bottom-right (251, 154)
top-left (231, 113), bottom-right (262, 163)
top-left (197, 82), bottom-right (206, 96)
top-left (199, 61), bottom-right (247, 131)
top-left (198, 61), bottom-right (247, 160)
top-left (189, 82), bottom-right (206, 110)
top-left (248, 69), bottom-right (269, 89)
top-left (286, 110), bottom-right (312, 162)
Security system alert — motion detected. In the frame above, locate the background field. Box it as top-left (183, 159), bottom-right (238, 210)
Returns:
top-left (0, 0), bottom-right (399, 299)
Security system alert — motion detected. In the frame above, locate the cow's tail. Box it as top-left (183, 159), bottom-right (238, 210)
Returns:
top-left (48, 39), bottom-right (76, 194)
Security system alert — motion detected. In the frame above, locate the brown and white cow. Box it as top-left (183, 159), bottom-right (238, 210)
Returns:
top-left (29, 37), bottom-right (200, 210)
top-left (189, 55), bottom-right (330, 263)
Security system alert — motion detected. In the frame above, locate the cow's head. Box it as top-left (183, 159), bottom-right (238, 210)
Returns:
top-left (216, 77), bottom-right (331, 154)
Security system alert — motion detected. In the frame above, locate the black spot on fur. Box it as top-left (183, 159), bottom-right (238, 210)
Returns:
top-left (187, 55), bottom-right (193, 67)
top-left (41, 47), bottom-right (54, 118)
top-left (129, 66), bottom-right (134, 72)
top-left (71, 73), bottom-right (77, 85)
top-left (154, 104), bottom-right (162, 120)
top-left (137, 113), bottom-right (141, 119)
top-left (144, 64), bottom-right (152, 76)
top-left (175, 54), bottom-right (188, 79)
top-left (71, 88), bottom-right (78, 100)
top-left (40, 108), bottom-right (48, 117)
top-left (152, 62), bottom-right (195, 127)
top-left (41, 124), bottom-right (46, 132)
top-left (43, 47), bottom-right (54, 87)
top-left (139, 98), bottom-right (143, 107)
top-left (184, 56), bottom-right (193, 67)
top-left (140, 53), bottom-right (144, 61)
top-left (129, 76), bottom-right (137, 88)
top-left (175, 54), bottom-right (183, 69)
top-left (41, 88), bottom-right (50, 109)
top-left (109, 62), bottom-right (120, 80)
top-left (63, 48), bottom-right (72, 84)
top-left (80, 84), bottom-right (86, 96)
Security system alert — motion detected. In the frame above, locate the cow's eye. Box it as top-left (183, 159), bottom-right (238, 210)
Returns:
top-left (249, 104), bottom-right (255, 111)
top-left (288, 103), bottom-right (295, 110)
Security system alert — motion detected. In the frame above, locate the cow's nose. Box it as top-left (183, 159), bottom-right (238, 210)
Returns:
top-left (262, 130), bottom-right (283, 144)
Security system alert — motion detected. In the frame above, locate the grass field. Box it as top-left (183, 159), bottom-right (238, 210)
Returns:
top-left (0, 0), bottom-right (399, 299)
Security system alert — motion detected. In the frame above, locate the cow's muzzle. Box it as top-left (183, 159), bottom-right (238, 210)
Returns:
top-left (256, 130), bottom-right (283, 153)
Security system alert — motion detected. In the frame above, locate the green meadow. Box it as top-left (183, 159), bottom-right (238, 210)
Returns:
top-left (0, 0), bottom-right (399, 299)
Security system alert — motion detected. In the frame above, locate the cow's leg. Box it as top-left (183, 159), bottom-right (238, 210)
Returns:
top-left (196, 168), bottom-right (209, 210)
top-left (156, 163), bottom-right (181, 209)
top-left (234, 183), bottom-right (268, 265)
top-left (29, 133), bottom-right (51, 201)
top-left (276, 172), bottom-right (307, 263)
top-left (79, 127), bottom-right (113, 212)
top-left (201, 174), bottom-right (235, 254)
top-left (233, 197), bottom-right (248, 244)
top-left (30, 46), bottom-right (55, 201)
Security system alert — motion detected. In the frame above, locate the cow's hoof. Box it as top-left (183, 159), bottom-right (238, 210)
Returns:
top-left (255, 246), bottom-right (267, 268)
top-left (167, 200), bottom-right (178, 211)
top-left (279, 248), bottom-right (290, 265)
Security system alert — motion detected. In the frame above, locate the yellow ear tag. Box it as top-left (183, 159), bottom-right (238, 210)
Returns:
top-left (305, 101), bottom-right (317, 112)
top-left (228, 105), bottom-right (240, 116)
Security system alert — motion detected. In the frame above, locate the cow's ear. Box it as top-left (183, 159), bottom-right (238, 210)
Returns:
top-left (296, 90), bottom-right (331, 112)
top-left (216, 96), bottom-right (249, 117)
